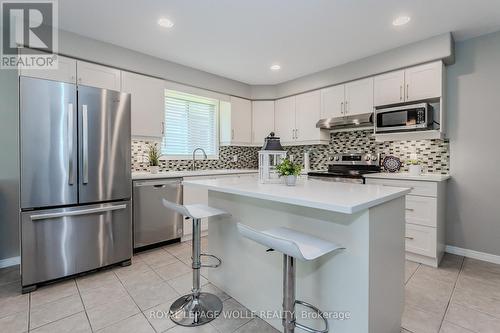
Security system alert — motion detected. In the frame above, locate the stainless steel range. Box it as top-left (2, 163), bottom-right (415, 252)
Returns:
top-left (308, 153), bottom-right (381, 184)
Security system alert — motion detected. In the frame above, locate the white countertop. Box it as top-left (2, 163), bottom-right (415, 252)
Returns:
top-left (183, 177), bottom-right (410, 214)
top-left (364, 173), bottom-right (450, 182)
top-left (132, 169), bottom-right (258, 180)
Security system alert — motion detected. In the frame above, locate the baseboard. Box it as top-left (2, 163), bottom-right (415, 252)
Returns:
top-left (445, 245), bottom-right (500, 265)
top-left (0, 256), bottom-right (20, 268)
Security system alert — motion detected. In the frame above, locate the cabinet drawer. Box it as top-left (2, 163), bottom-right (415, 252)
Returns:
top-left (405, 195), bottom-right (437, 227)
top-left (366, 178), bottom-right (437, 197)
top-left (405, 223), bottom-right (436, 258)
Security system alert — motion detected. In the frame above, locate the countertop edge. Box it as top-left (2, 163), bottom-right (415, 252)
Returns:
top-left (132, 169), bottom-right (258, 180)
top-left (364, 173), bottom-right (451, 182)
top-left (183, 181), bottom-right (411, 214)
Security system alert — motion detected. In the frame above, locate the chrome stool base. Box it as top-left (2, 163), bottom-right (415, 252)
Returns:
top-left (169, 292), bottom-right (223, 327)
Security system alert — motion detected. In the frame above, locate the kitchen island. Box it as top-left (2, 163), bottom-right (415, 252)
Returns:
top-left (183, 177), bottom-right (410, 333)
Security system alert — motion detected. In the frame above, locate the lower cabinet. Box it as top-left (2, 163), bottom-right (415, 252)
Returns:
top-left (365, 178), bottom-right (447, 267)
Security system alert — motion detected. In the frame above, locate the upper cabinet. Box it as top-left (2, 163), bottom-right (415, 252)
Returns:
top-left (121, 71), bottom-right (165, 138)
top-left (344, 78), bottom-right (374, 116)
top-left (320, 77), bottom-right (374, 118)
top-left (275, 92), bottom-right (329, 146)
top-left (404, 62), bottom-right (442, 102)
top-left (274, 96), bottom-right (296, 144)
top-left (76, 61), bottom-right (121, 91)
top-left (251, 101), bottom-right (275, 145)
top-left (374, 61), bottom-right (443, 107)
top-left (19, 55), bottom-right (77, 84)
top-left (220, 96), bottom-right (252, 146)
top-left (320, 85), bottom-right (344, 119)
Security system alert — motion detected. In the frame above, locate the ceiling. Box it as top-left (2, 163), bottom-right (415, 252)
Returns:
top-left (58, 0), bottom-right (500, 85)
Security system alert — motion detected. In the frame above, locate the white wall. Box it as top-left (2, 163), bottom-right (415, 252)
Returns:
top-left (446, 30), bottom-right (500, 256)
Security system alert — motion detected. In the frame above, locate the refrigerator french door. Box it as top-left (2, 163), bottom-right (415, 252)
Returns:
top-left (19, 77), bottom-right (132, 290)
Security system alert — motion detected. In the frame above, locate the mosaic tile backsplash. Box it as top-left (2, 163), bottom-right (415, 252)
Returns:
top-left (132, 130), bottom-right (450, 174)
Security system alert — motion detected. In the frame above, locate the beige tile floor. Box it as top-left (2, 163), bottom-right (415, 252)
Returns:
top-left (1, 239), bottom-right (499, 333)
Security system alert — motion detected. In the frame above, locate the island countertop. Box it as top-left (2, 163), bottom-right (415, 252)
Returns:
top-left (183, 177), bottom-right (410, 214)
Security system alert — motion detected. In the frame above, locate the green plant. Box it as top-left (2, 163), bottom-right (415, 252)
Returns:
top-left (406, 159), bottom-right (421, 166)
top-left (147, 143), bottom-right (161, 167)
top-left (276, 158), bottom-right (302, 177)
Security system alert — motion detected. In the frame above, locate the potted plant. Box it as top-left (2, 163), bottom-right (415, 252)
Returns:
top-left (406, 159), bottom-right (422, 176)
top-left (147, 143), bottom-right (161, 174)
top-left (276, 158), bottom-right (302, 186)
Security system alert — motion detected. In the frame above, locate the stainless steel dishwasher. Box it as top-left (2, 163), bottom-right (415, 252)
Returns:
top-left (133, 178), bottom-right (183, 248)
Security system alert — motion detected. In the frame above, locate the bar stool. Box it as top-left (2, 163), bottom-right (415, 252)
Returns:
top-left (237, 224), bottom-right (345, 333)
top-left (162, 198), bottom-right (228, 327)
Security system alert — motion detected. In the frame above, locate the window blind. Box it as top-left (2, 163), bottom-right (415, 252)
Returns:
top-left (162, 91), bottom-right (218, 158)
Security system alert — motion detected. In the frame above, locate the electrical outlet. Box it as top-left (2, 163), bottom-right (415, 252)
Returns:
top-left (232, 155), bottom-right (238, 162)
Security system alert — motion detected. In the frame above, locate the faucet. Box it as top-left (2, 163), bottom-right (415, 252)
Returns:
top-left (192, 148), bottom-right (207, 171)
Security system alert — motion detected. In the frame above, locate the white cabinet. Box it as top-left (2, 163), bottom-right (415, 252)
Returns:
top-left (274, 96), bottom-right (296, 144)
top-left (295, 91), bottom-right (326, 143)
top-left (76, 61), bottom-right (121, 91)
top-left (374, 70), bottom-right (405, 106)
top-left (374, 61), bottom-right (443, 106)
top-left (405, 62), bottom-right (442, 102)
top-left (344, 78), bottom-right (374, 116)
top-left (251, 101), bottom-right (275, 145)
top-left (365, 177), bottom-right (447, 267)
top-left (320, 85), bottom-right (344, 119)
top-left (121, 71), bottom-right (165, 138)
top-left (275, 93), bottom-right (329, 145)
top-left (220, 96), bottom-right (252, 145)
top-left (19, 55), bottom-right (77, 84)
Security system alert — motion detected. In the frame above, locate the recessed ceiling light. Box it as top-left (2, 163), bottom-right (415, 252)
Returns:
top-left (392, 16), bottom-right (411, 26)
top-left (270, 64), bottom-right (281, 71)
top-left (158, 18), bottom-right (174, 28)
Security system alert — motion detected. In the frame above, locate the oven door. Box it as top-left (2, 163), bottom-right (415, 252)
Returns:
top-left (375, 105), bottom-right (429, 133)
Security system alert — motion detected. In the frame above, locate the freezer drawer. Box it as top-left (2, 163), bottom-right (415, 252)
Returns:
top-left (21, 201), bottom-right (132, 287)
top-left (133, 179), bottom-right (183, 248)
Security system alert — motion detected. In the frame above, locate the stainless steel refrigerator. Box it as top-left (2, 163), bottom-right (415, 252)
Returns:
top-left (19, 76), bottom-right (132, 292)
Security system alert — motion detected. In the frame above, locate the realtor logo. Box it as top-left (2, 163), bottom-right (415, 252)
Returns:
top-left (1, 0), bottom-right (58, 69)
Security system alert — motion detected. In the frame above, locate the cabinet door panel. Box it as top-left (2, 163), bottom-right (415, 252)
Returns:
top-left (77, 61), bottom-right (121, 91)
top-left (295, 91), bottom-right (321, 142)
top-left (122, 71), bottom-right (165, 138)
top-left (252, 101), bottom-right (275, 145)
top-left (374, 70), bottom-right (405, 106)
top-left (405, 62), bottom-right (442, 102)
top-left (274, 96), bottom-right (296, 144)
top-left (20, 54), bottom-right (76, 84)
top-left (345, 78), bottom-right (374, 116)
top-left (320, 85), bottom-right (345, 119)
top-left (230, 96), bottom-right (252, 144)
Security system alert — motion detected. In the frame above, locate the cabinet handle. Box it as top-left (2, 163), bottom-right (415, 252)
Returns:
top-left (406, 84), bottom-right (409, 100)
top-left (404, 236), bottom-right (414, 240)
top-left (405, 208), bottom-right (414, 211)
top-left (161, 121), bottom-right (165, 135)
top-left (345, 101), bottom-right (348, 114)
top-left (400, 86), bottom-right (403, 101)
top-left (341, 102), bottom-right (344, 115)
top-left (295, 128), bottom-right (299, 139)
top-left (231, 129), bottom-right (235, 140)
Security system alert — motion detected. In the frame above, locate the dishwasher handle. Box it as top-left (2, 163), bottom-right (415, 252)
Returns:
top-left (133, 179), bottom-right (182, 187)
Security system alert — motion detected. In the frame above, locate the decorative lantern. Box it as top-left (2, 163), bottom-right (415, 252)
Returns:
top-left (258, 132), bottom-right (287, 184)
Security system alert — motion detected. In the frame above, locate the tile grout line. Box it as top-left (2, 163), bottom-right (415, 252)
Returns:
top-left (406, 262), bottom-right (421, 285)
top-left (74, 278), bottom-right (94, 332)
top-left (436, 256), bottom-right (466, 332)
top-left (113, 267), bottom-right (159, 333)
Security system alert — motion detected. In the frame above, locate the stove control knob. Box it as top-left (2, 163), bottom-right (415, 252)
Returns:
top-left (365, 155), bottom-right (371, 161)
top-left (333, 155), bottom-right (340, 161)
top-left (371, 155), bottom-right (378, 161)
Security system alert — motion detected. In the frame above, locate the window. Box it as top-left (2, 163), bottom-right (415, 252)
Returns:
top-left (162, 90), bottom-right (219, 159)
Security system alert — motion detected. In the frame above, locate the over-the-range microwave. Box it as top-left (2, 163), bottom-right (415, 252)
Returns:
top-left (374, 102), bottom-right (434, 133)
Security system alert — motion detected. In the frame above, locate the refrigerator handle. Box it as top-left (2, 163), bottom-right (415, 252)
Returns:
top-left (82, 104), bottom-right (89, 184)
top-left (68, 103), bottom-right (75, 185)
top-left (30, 204), bottom-right (127, 221)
